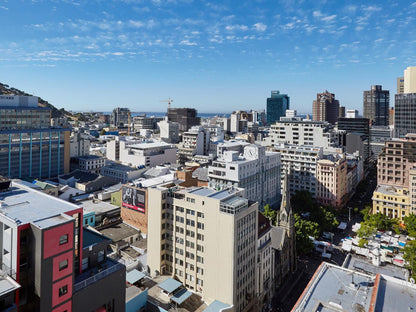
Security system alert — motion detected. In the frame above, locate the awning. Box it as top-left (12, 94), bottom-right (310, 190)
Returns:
top-left (126, 269), bottom-right (146, 284)
top-left (338, 222), bottom-right (347, 230)
top-left (203, 300), bottom-right (231, 312)
top-left (158, 278), bottom-right (182, 294)
top-left (171, 288), bottom-right (192, 305)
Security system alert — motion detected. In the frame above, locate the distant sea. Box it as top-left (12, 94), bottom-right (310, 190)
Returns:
top-left (101, 111), bottom-right (230, 118)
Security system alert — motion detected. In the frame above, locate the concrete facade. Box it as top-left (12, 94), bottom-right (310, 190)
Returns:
top-left (147, 186), bottom-right (258, 312)
top-left (208, 145), bottom-right (281, 208)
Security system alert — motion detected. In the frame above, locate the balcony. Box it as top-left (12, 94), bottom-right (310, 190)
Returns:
top-left (74, 259), bottom-right (125, 292)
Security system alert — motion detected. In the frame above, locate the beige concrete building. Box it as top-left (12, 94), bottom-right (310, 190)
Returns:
top-left (372, 185), bottom-right (410, 221)
top-left (377, 135), bottom-right (416, 188)
top-left (316, 154), bottom-right (348, 208)
top-left (147, 185), bottom-right (258, 312)
top-left (404, 66), bottom-right (416, 93)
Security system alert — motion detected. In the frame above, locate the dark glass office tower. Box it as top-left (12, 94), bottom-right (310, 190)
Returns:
top-left (363, 85), bottom-right (390, 126)
top-left (266, 90), bottom-right (289, 125)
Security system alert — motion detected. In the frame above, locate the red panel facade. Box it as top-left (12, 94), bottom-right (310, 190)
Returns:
top-left (52, 300), bottom-right (72, 312)
top-left (43, 222), bottom-right (74, 259)
top-left (52, 275), bottom-right (73, 308)
top-left (52, 250), bottom-right (73, 282)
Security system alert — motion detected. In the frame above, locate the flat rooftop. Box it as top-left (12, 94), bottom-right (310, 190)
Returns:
top-left (82, 227), bottom-right (110, 248)
top-left (129, 141), bottom-right (173, 149)
top-left (99, 222), bottom-right (140, 243)
top-left (0, 181), bottom-right (80, 227)
top-left (292, 262), bottom-right (416, 312)
top-left (0, 272), bottom-right (21, 296)
top-left (81, 199), bottom-right (120, 215)
top-left (292, 262), bottom-right (375, 312)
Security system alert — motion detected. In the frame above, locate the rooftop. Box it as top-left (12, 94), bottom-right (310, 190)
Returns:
top-left (129, 141), bottom-right (173, 150)
top-left (99, 222), bottom-right (140, 243)
top-left (292, 262), bottom-right (416, 312)
top-left (81, 199), bottom-right (120, 215)
top-left (82, 227), bottom-right (110, 249)
top-left (0, 272), bottom-right (21, 296)
top-left (0, 181), bottom-right (79, 227)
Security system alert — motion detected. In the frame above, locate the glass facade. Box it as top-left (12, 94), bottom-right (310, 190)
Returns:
top-left (0, 129), bottom-right (67, 179)
top-left (0, 107), bottom-right (51, 130)
top-left (363, 85), bottom-right (390, 126)
top-left (266, 91), bottom-right (290, 125)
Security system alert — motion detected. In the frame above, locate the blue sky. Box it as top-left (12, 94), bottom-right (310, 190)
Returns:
top-left (1, 0), bottom-right (415, 114)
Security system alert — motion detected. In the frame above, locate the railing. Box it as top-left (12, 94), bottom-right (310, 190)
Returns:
top-left (74, 262), bottom-right (124, 292)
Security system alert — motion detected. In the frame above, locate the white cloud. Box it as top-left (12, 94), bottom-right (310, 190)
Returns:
top-left (321, 15), bottom-right (337, 22)
top-left (180, 39), bottom-right (197, 46)
top-left (225, 24), bottom-right (248, 31)
top-left (313, 10), bottom-right (322, 17)
top-left (361, 5), bottom-right (381, 12)
top-left (411, 2), bottom-right (416, 7)
top-left (253, 22), bottom-right (267, 32)
top-left (129, 20), bottom-right (144, 28)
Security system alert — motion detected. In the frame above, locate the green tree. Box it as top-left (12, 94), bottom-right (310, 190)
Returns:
top-left (366, 213), bottom-right (394, 231)
top-left (357, 224), bottom-right (376, 238)
top-left (404, 214), bottom-right (416, 238)
top-left (403, 240), bottom-right (416, 281)
top-left (361, 205), bottom-right (372, 221)
top-left (291, 190), bottom-right (314, 213)
top-left (312, 206), bottom-right (339, 232)
top-left (294, 213), bottom-right (320, 255)
top-left (263, 204), bottom-right (277, 226)
top-left (358, 238), bottom-right (368, 248)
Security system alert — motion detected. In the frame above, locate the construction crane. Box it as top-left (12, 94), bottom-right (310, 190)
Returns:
top-left (160, 97), bottom-right (173, 110)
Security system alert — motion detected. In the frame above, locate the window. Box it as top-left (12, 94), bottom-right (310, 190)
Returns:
top-left (58, 285), bottom-right (68, 297)
top-left (59, 259), bottom-right (68, 271)
top-left (59, 234), bottom-right (68, 245)
top-left (82, 257), bottom-right (88, 270)
top-left (98, 251), bottom-right (105, 262)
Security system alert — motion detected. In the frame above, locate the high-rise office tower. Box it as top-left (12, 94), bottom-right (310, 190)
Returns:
top-left (339, 106), bottom-right (346, 118)
top-left (404, 66), bottom-right (416, 93)
top-left (266, 91), bottom-right (289, 125)
top-left (312, 90), bottom-right (340, 124)
top-left (395, 66), bottom-right (416, 137)
top-left (363, 85), bottom-right (390, 126)
top-left (397, 77), bottom-right (404, 94)
top-left (167, 108), bottom-right (201, 132)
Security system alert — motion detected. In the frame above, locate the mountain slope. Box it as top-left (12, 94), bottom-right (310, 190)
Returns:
top-left (0, 82), bottom-right (71, 118)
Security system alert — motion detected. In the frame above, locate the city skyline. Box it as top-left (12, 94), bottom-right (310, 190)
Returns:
top-left (1, 1), bottom-right (416, 113)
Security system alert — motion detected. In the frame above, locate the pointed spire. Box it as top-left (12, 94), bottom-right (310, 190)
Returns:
top-left (279, 168), bottom-right (294, 231)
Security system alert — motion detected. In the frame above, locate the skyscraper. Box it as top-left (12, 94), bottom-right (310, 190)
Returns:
top-left (363, 85), bottom-right (390, 126)
top-left (266, 90), bottom-right (289, 125)
top-left (395, 66), bottom-right (416, 137)
top-left (312, 90), bottom-right (339, 124)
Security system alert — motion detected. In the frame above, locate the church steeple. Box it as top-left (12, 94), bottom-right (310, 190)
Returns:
top-left (279, 169), bottom-right (294, 234)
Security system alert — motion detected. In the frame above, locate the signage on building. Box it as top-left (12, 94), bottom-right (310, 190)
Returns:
top-left (122, 186), bottom-right (146, 213)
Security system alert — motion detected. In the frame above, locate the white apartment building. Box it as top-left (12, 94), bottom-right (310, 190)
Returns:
top-left (216, 117), bottom-right (230, 133)
top-left (216, 140), bottom-right (250, 159)
top-left (262, 118), bottom-right (337, 149)
top-left (157, 117), bottom-right (180, 144)
top-left (271, 144), bottom-right (323, 197)
top-left (106, 138), bottom-right (177, 167)
top-left (177, 126), bottom-right (210, 164)
top-left (70, 132), bottom-right (91, 157)
top-left (208, 145), bottom-right (281, 208)
top-left (147, 186), bottom-right (258, 312)
top-left (205, 125), bottom-right (225, 142)
top-left (71, 155), bottom-right (105, 174)
top-left (100, 163), bottom-right (144, 183)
